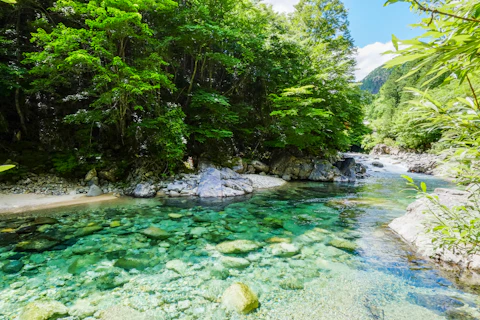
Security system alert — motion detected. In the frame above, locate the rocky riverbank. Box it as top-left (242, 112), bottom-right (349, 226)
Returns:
top-left (0, 154), bottom-right (368, 204)
top-left (389, 188), bottom-right (480, 282)
top-left (370, 144), bottom-right (442, 175)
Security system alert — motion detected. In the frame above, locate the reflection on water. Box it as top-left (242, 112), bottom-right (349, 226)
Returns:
top-left (0, 170), bottom-right (479, 319)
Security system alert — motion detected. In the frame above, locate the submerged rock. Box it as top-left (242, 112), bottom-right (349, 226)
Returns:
top-left (329, 238), bottom-right (358, 251)
top-left (216, 240), bottom-right (261, 254)
top-left (68, 255), bottom-right (101, 274)
top-left (141, 226), bottom-right (170, 240)
top-left (221, 256), bottom-right (251, 269)
top-left (19, 301), bottom-right (68, 320)
top-left (0, 232), bottom-right (19, 246)
top-left (69, 299), bottom-right (97, 318)
top-left (1, 260), bottom-right (24, 274)
top-left (269, 243), bottom-right (301, 257)
top-left (221, 282), bottom-right (259, 314)
top-left (279, 277), bottom-right (305, 290)
top-left (32, 217), bottom-right (59, 226)
top-left (266, 237), bottom-right (291, 244)
top-left (166, 259), bottom-right (188, 275)
top-left (76, 225), bottom-right (103, 237)
top-left (15, 239), bottom-right (59, 252)
top-left (99, 305), bottom-right (146, 320)
top-left (114, 257), bottom-right (149, 271)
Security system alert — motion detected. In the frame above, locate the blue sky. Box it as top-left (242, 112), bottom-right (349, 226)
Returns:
top-left (262, 0), bottom-right (423, 80)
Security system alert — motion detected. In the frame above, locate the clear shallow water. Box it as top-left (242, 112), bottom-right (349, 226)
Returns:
top-left (1, 164), bottom-right (479, 319)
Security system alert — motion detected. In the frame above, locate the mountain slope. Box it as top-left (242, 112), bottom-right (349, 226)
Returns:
top-left (360, 65), bottom-right (392, 94)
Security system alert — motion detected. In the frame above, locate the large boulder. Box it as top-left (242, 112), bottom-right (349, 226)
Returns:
top-left (87, 184), bottom-right (103, 197)
top-left (251, 160), bottom-right (270, 173)
top-left (19, 301), bottom-right (68, 320)
top-left (269, 154), bottom-right (314, 180)
top-left (407, 159), bottom-right (437, 174)
top-left (99, 168), bottom-right (116, 182)
top-left (221, 283), bottom-right (259, 314)
top-left (389, 188), bottom-right (480, 271)
top-left (308, 160), bottom-right (340, 182)
top-left (242, 175), bottom-right (286, 189)
top-left (334, 157), bottom-right (356, 182)
top-left (370, 144), bottom-right (390, 155)
top-left (132, 183), bottom-right (156, 198)
top-left (197, 168), bottom-right (224, 198)
top-left (84, 168), bottom-right (97, 182)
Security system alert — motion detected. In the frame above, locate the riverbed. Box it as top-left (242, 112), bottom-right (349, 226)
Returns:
top-left (0, 158), bottom-right (479, 319)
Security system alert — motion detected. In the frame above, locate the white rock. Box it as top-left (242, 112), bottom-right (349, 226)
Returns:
top-left (389, 188), bottom-right (480, 270)
top-left (221, 283), bottom-right (259, 314)
top-left (242, 174), bottom-right (287, 189)
top-left (269, 243), bottom-right (301, 257)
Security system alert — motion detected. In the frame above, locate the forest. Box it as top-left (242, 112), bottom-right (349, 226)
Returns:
top-left (0, 0), bottom-right (368, 177)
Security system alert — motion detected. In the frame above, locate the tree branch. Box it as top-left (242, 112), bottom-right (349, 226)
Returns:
top-left (466, 75), bottom-right (480, 110)
top-left (412, 0), bottom-right (480, 23)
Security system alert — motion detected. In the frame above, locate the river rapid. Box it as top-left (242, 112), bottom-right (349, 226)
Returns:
top-left (0, 155), bottom-right (479, 319)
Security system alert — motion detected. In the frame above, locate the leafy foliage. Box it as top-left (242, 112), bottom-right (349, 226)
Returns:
top-left (403, 176), bottom-right (480, 255)
top-left (385, 0), bottom-right (480, 254)
top-left (0, 0), bottom-right (367, 174)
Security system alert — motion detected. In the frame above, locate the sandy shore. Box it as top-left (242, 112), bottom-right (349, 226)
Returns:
top-left (0, 193), bottom-right (119, 215)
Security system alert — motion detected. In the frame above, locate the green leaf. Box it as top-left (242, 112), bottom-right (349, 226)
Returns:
top-left (0, 165), bottom-right (15, 172)
top-left (392, 34), bottom-right (399, 51)
top-left (401, 175), bottom-right (414, 183)
top-left (420, 182), bottom-right (427, 192)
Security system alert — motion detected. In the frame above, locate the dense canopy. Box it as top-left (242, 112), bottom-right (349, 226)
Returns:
top-left (0, 0), bottom-right (367, 176)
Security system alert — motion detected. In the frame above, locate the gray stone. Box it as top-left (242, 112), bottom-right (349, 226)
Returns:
top-left (371, 161), bottom-right (384, 168)
top-left (309, 160), bottom-right (339, 182)
top-left (132, 183), bottom-right (156, 198)
top-left (198, 168), bottom-right (223, 198)
top-left (87, 184), bottom-right (103, 197)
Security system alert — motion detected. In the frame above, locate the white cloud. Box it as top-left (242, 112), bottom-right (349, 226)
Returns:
top-left (355, 41), bottom-right (396, 81)
top-left (262, 0), bottom-right (298, 13)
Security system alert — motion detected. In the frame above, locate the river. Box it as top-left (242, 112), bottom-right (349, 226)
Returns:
top-left (0, 156), bottom-right (479, 319)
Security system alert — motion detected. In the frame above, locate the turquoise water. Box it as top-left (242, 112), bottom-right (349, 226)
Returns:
top-left (1, 169), bottom-right (479, 319)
